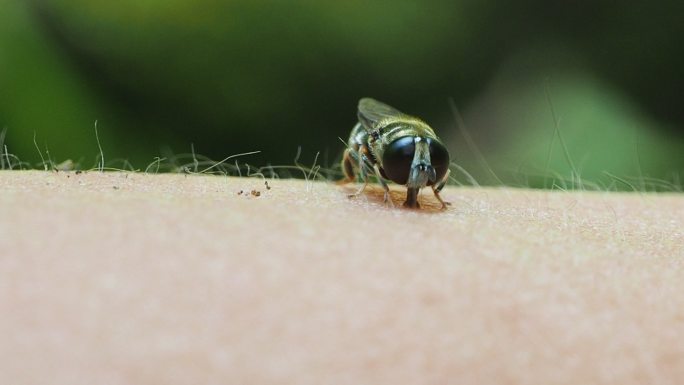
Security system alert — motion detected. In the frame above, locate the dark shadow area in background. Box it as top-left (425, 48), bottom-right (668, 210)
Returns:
top-left (1, 0), bottom-right (682, 188)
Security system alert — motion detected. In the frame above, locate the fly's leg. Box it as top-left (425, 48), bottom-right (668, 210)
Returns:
top-left (347, 145), bottom-right (370, 198)
top-left (338, 149), bottom-right (356, 184)
top-left (349, 178), bottom-right (369, 198)
top-left (432, 188), bottom-right (448, 210)
top-left (432, 168), bottom-right (451, 210)
top-left (434, 168), bottom-right (450, 193)
top-left (374, 164), bottom-right (394, 207)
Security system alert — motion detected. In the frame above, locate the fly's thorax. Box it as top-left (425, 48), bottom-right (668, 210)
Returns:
top-left (347, 122), bottom-right (368, 148)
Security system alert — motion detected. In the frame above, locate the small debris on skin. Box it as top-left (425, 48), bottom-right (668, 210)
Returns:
top-left (265, 181), bottom-right (271, 190)
top-left (238, 189), bottom-right (263, 197)
top-left (75, 170), bottom-right (83, 175)
top-left (113, 186), bottom-right (120, 190)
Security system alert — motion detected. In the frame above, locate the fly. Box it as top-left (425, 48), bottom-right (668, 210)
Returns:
top-left (341, 98), bottom-right (451, 209)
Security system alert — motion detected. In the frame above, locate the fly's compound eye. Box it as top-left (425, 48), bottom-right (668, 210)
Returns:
top-left (427, 139), bottom-right (450, 186)
top-left (381, 136), bottom-right (416, 185)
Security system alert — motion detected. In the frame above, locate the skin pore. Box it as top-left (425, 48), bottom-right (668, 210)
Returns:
top-left (1, 171), bottom-right (683, 384)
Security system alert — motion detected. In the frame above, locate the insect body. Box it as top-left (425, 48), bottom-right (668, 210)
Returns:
top-left (341, 98), bottom-right (451, 209)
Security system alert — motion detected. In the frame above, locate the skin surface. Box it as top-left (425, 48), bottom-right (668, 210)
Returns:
top-left (1, 171), bottom-right (683, 384)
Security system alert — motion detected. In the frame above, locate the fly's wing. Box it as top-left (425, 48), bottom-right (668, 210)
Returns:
top-left (357, 98), bottom-right (406, 132)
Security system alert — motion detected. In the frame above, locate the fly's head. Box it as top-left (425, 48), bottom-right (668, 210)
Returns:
top-left (380, 136), bottom-right (450, 208)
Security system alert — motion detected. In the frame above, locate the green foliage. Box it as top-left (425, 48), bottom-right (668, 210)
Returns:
top-left (1, 1), bottom-right (682, 189)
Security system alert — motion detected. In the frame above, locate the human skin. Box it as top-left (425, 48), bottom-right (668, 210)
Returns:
top-left (0, 171), bottom-right (683, 384)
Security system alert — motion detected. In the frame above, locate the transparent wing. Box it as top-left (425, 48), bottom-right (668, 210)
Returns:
top-left (357, 98), bottom-right (407, 131)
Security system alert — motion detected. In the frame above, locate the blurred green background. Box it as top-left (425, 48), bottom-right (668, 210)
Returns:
top-left (1, 0), bottom-right (683, 189)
